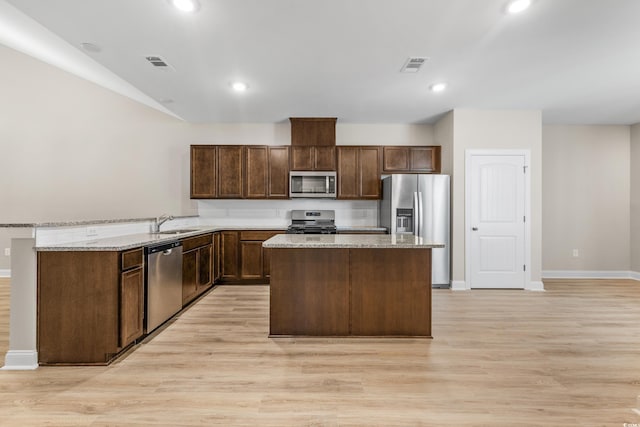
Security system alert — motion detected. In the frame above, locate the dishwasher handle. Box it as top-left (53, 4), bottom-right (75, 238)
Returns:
top-left (145, 240), bottom-right (182, 255)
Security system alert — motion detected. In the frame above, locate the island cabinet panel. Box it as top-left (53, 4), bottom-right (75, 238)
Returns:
top-left (38, 251), bottom-right (121, 365)
top-left (382, 146), bottom-right (441, 173)
top-left (270, 248), bottom-right (350, 336)
top-left (350, 248), bottom-right (431, 336)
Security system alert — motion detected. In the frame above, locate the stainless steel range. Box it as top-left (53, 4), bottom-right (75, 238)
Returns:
top-left (287, 210), bottom-right (337, 234)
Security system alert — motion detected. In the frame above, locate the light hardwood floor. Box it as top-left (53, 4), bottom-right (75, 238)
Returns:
top-left (1, 279), bottom-right (640, 426)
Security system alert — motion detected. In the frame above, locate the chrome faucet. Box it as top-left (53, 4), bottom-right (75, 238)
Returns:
top-left (153, 214), bottom-right (174, 233)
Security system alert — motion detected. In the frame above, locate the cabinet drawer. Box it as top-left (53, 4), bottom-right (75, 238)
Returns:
top-left (121, 248), bottom-right (143, 271)
top-left (182, 233), bottom-right (213, 252)
top-left (239, 230), bottom-right (282, 241)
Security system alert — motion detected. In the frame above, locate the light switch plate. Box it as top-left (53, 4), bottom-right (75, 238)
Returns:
top-left (86, 227), bottom-right (98, 237)
top-left (4, 248), bottom-right (10, 256)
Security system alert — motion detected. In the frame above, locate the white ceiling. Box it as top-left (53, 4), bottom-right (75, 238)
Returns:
top-left (4, 0), bottom-right (640, 125)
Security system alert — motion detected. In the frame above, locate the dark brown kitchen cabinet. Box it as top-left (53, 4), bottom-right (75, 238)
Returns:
top-left (38, 247), bottom-right (144, 365)
top-left (290, 146), bottom-right (336, 171)
top-left (190, 145), bottom-right (217, 198)
top-left (213, 232), bottom-right (222, 281)
top-left (337, 146), bottom-right (381, 199)
top-left (217, 145), bottom-right (244, 198)
top-left (191, 145), bottom-right (290, 199)
top-left (181, 234), bottom-right (214, 305)
top-left (382, 146), bottom-right (441, 173)
top-left (219, 230), bottom-right (283, 283)
top-left (221, 231), bottom-right (240, 280)
top-left (290, 117), bottom-right (337, 146)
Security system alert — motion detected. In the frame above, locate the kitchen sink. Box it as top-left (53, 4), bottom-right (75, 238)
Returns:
top-left (153, 228), bottom-right (200, 235)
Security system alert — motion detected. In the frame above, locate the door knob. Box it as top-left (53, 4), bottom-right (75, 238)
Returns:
top-left (472, 227), bottom-right (478, 231)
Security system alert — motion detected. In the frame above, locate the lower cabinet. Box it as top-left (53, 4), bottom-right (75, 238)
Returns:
top-left (220, 230), bottom-right (283, 283)
top-left (181, 233), bottom-right (214, 306)
top-left (38, 248), bottom-right (145, 365)
top-left (119, 249), bottom-right (144, 348)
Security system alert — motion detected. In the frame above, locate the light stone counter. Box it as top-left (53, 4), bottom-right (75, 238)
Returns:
top-left (36, 226), bottom-right (288, 251)
top-left (263, 233), bottom-right (444, 249)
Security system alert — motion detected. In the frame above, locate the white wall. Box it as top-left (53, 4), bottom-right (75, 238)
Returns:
top-left (542, 125), bottom-right (630, 273)
top-left (0, 44), bottom-right (435, 270)
top-left (451, 109), bottom-right (543, 285)
top-left (631, 124), bottom-right (640, 272)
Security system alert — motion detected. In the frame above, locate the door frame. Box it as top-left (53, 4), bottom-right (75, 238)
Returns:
top-left (465, 149), bottom-right (531, 290)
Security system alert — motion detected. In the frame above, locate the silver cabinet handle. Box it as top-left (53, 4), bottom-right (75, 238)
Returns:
top-left (472, 227), bottom-right (478, 231)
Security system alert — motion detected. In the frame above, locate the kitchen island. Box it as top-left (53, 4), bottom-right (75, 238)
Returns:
top-left (263, 234), bottom-right (444, 338)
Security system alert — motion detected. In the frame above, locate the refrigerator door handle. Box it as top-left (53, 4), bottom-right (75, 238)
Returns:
top-left (418, 191), bottom-right (424, 238)
top-left (413, 191), bottom-right (420, 236)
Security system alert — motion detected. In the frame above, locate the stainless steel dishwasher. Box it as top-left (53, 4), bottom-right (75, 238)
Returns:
top-left (145, 240), bottom-right (183, 333)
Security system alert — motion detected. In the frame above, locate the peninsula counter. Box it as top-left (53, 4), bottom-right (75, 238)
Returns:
top-left (263, 234), bottom-right (444, 338)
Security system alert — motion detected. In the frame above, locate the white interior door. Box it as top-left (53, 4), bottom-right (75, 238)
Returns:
top-left (468, 154), bottom-right (526, 289)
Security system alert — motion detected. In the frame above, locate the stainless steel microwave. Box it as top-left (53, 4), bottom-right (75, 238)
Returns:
top-left (289, 171), bottom-right (337, 198)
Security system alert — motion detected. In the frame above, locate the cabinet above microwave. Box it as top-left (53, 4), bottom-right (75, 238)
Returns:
top-left (289, 171), bottom-right (337, 199)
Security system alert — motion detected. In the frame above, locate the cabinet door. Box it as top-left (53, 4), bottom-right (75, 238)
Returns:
top-left (191, 145), bottom-right (216, 198)
top-left (198, 244), bottom-right (213, 288)
top-left (217, 146), bottom-right (244, 198)
top-left (314, 146), bottom-right (336, 171)
top-left (245, 146), bottom-right (268, 198)
top-left (359, 147), bottom-right (381, 199)
top-left (410, 146), bottom-right (441, 173)
top-left (240, 241), bottom-right (263, 279)
top-left (268, 146), bottom-right (290, 198)
top-left (382, 146), bottom-right (410, 172)
top-left (213, 232), bottom-right (221, 281)
top-left (221, 231), bottom-right (239, 280)
top-left (120, 267), bottom-right (144, 347)
top-left (290, 146), bottom-right (313, 170)
top-left (182, 249), bottom-right (198, 304)
top-left (337, 147), bottom-right (359, 199)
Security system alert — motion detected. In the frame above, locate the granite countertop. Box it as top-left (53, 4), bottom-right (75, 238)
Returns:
top-left (0, 215), bottom-right (199, 228)
top-left (262, 234), bottom-right (443, 249)
top-left (337, 226), bottom-right (387, 233)
top-left (36, 226), bottom-right (288, 251)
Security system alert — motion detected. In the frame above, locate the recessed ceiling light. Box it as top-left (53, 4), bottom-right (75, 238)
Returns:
top-left (506, 0), bottom-right (531, 14)
top-left (170, 0), bottom-right (200, 13)
top-left (231, 82), bottom-right (249, 92)
top-left (430, 83), bottom-right (447, 93)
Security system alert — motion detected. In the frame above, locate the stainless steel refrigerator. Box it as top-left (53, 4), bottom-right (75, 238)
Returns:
top-left (379, 174), bottom-right (450, 288)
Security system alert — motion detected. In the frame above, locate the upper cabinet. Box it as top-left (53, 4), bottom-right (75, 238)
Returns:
top-left (382, 146), bottom-right (441, 174)
top-left (290, 146), bottom-right (336, 171)
top-left (190, 145), bottom-right (290, 199)
top-left (290, 117), bottom-right (337, 146)
top-left (337, 146), bottom-right (381, 200)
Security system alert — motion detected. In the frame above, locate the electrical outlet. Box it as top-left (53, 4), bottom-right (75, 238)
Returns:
top-left (572, 249), bottom-right (579, 258)
top-left (4, 248), bottom-right (10, 257)
top-left (86, 227), bottom-right (98, 237)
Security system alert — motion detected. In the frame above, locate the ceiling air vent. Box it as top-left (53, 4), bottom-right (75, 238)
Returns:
top-left (145, 55), bottom-right (174, 70)
top-left (401, 57), bottom-right (428, 73)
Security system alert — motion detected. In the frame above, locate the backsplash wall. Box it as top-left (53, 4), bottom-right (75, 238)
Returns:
top-left (197, 199), bottom-right (379, 228)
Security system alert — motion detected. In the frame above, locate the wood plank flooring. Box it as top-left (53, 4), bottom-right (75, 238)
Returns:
top-left (2, 279), bottom-right (640, 425)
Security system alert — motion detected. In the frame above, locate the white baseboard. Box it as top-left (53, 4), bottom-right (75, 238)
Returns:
top-left (542, 270), bottom-right (639, 280)
top-left (2, 350), bottom-right (38, 370)
top-left (451, 280), bottom-right (468, 291)
top-left (0, 269), bottom-right (10, 278)
top-left (526, 280), bottom-right (545, 291)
